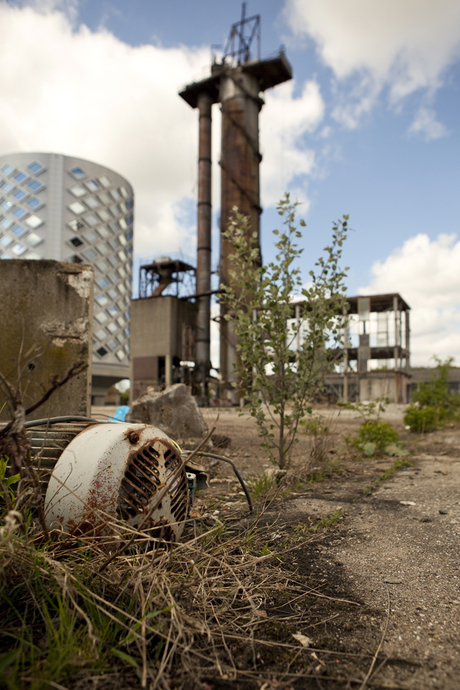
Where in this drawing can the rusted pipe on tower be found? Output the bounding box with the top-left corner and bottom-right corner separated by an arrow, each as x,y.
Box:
195,91 -> 213,405
219,69 -> 263,403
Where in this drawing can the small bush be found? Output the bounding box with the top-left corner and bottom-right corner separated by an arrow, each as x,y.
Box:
412,357 -> 455,412
247,473 -> 277,499
354,421 -> 399,452
300,414 -> 336,465
406,357 -> 460,432
404,405 -> 437,433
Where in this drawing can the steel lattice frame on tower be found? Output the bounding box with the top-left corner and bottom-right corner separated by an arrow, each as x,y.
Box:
179,6 -> 292,403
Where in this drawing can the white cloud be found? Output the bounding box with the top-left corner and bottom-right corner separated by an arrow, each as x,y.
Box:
260,79 -> 324,205
26,0 -> 79,23
0,2 -> 324,266
359,233 -> 460,365
408,106 -> 450,141
284,0 -> 460,131
0,1 -> 210,260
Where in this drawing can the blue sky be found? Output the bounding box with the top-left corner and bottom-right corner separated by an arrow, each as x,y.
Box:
1,0 -> 460,366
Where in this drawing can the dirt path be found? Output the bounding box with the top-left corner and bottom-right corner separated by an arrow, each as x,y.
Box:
318,447 -> 460,688
200,409 -> 460,689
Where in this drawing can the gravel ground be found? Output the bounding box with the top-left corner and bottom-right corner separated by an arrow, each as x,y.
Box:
199,408 -> 460,688
93,404 -> 460,688
330,447 -> 460,688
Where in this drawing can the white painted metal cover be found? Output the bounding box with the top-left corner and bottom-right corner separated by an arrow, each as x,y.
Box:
45,422 -> 189,542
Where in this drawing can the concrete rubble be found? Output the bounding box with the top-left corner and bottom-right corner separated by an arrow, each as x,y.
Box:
130,383 -> 207,443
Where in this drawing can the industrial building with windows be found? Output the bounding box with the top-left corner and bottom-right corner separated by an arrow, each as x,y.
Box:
0,153 -> 133,401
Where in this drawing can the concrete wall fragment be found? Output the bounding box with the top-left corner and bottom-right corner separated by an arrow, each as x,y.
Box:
0,259 -> 93,421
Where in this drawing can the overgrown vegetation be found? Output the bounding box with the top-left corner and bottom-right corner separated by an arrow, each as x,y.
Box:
0,347 -> 360,688
221,194 -> 349,468
404,405 -> 437,433
353,420 -> 400,456
300,413 -> 337,465
1,484 -> 360,689
404,357 -> 460,432
343,397 -> 402,457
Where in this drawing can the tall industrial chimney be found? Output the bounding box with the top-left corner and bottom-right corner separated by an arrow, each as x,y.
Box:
179,5 -> 292,403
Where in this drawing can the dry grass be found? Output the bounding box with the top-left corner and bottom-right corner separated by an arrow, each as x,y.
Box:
0,488 -> 339,690
0,404 -> 370,690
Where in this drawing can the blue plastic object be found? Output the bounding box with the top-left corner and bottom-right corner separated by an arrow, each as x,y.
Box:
108,405 -> 130,422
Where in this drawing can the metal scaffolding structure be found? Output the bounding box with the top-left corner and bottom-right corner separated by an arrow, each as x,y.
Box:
139,257 -> 195,300
330,293 -> 411,403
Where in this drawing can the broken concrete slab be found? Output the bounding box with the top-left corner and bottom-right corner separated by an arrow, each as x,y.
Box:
130,383 -> 207,442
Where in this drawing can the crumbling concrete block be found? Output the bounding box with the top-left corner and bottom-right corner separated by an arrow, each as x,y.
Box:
130,383 -> 207,442
0,260 -> 93,421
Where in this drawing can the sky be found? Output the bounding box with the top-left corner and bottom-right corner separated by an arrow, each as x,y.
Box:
0,0 -> 459,367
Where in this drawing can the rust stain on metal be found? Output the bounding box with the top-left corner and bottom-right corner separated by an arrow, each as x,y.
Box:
117,437 -> 188,543
71,457 -> 120,537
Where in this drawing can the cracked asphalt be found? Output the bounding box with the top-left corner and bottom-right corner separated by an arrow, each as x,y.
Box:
199,407 -> 460,687
287,435 -> 460,689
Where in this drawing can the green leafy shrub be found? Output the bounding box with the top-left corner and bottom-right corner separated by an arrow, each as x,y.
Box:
404,357 -> 460,432
411,357 -> 455,411
220,195 -> 349,468
404,405 -> 437,433
343,398 -> 401,457
354,421 -> 399,453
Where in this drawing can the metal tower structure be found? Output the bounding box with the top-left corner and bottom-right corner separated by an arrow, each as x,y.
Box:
179,4 -> 292,403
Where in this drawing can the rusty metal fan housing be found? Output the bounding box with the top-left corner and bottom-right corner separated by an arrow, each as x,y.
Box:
45,422 -> 189,542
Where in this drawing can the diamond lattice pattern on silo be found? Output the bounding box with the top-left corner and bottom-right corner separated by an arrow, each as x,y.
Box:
0,160 -> 46,259
0,154 -> 133,370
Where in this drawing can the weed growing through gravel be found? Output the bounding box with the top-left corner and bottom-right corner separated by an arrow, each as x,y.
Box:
315,509 -> 343,530
355,458 -> 414,500
247,465 -> 331,505
294,510 -> 343,536
246,472 -> 276,499
308,470 -> 325,483
378,458 -> 413,481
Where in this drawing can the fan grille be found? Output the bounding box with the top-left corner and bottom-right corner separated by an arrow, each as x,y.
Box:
117,439 -> 188,542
